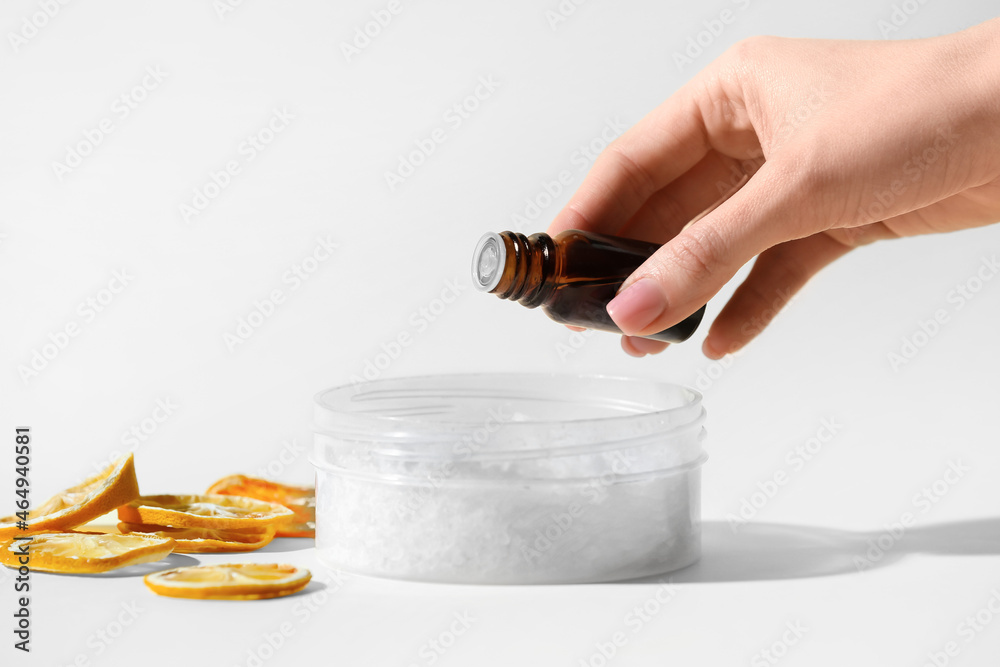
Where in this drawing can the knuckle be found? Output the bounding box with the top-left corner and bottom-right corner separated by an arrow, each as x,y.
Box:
767,141 -> 811,176
651,194 -> 689,233
832,221 -> 898,248
765,151 -> 835,210
766,252 -> 811,290
787,146 -> 834,192
603,142 -> 658,201
724,35 -> 776,70
664,225 -> 723,285
771,146 -> 856,229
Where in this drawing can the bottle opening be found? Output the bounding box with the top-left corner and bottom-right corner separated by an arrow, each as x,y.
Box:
471,232 -> 505,292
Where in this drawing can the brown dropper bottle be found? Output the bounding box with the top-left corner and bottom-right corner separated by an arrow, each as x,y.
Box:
471,229 -> 706,343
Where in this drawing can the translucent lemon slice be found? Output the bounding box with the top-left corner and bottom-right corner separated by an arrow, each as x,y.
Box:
117,522 -> 276,553
144,563 -> 311,600
206,475 -> 315,538
0,454 -> 140,540
118,494 -> 293,531
0,532 -> 174,574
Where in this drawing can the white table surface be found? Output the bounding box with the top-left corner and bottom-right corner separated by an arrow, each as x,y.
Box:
3,0 -> 1000,665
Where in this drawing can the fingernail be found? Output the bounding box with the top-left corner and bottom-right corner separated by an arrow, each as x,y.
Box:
607,279 -> 667,336
621,337 -> 646,358
702,337 -> 722,359
629,337 -> 670,356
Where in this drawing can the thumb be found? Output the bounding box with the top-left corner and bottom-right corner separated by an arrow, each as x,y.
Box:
607,160 -> 810,336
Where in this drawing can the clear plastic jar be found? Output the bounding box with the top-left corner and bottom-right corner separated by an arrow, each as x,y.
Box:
312,374 -> 706,584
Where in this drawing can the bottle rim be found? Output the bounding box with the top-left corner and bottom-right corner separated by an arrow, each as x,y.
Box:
471,231 -> 505,292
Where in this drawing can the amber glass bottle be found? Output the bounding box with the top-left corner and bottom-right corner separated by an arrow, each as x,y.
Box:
471,229 -> 705,343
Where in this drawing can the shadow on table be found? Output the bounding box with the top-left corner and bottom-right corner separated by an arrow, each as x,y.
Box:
41,552 -> 202,579
256,537 -> 316,554
618,518 -> 1000,584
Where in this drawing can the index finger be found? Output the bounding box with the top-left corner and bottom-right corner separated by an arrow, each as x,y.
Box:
547,93 -> 710,237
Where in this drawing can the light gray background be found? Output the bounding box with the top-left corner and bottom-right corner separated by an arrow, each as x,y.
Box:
3,0 -> 1000,665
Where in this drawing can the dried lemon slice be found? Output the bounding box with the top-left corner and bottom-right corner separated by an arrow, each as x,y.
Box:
0,454 -> 140,540
117,522 -> 276,553
144,563 -> 311,600
118,494 -> 293,531
206,475 -> 316,538
0,532 -> 174,574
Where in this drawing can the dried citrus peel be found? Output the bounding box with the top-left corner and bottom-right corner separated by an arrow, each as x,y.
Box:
144,563 -> 311,600
117,522 -> 276,553
0,532 -> 174,574
0,454 -> 140,540
206,475 -> 315,538
118,494 -> 293,531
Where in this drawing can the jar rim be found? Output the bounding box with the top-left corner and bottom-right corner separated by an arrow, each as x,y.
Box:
315,372 -> 702,427
314,373 -> 705,463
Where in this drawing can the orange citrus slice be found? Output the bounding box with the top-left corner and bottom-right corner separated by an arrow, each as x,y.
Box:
0,532 -> 174,574
206,475 -> 315,538
117,522 -> 276,553
118,494 -> 293,531
0,454 -> 140,540
144,563 -> 311,600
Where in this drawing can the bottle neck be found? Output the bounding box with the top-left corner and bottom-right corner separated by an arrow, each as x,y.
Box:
472,231 -> 557,308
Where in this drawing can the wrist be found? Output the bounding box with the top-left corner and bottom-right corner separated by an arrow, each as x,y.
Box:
941,19 -> 1000,180
958,21 -> 1000,115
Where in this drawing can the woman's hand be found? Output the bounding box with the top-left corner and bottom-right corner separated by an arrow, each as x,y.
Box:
546,18 -> 1000,358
